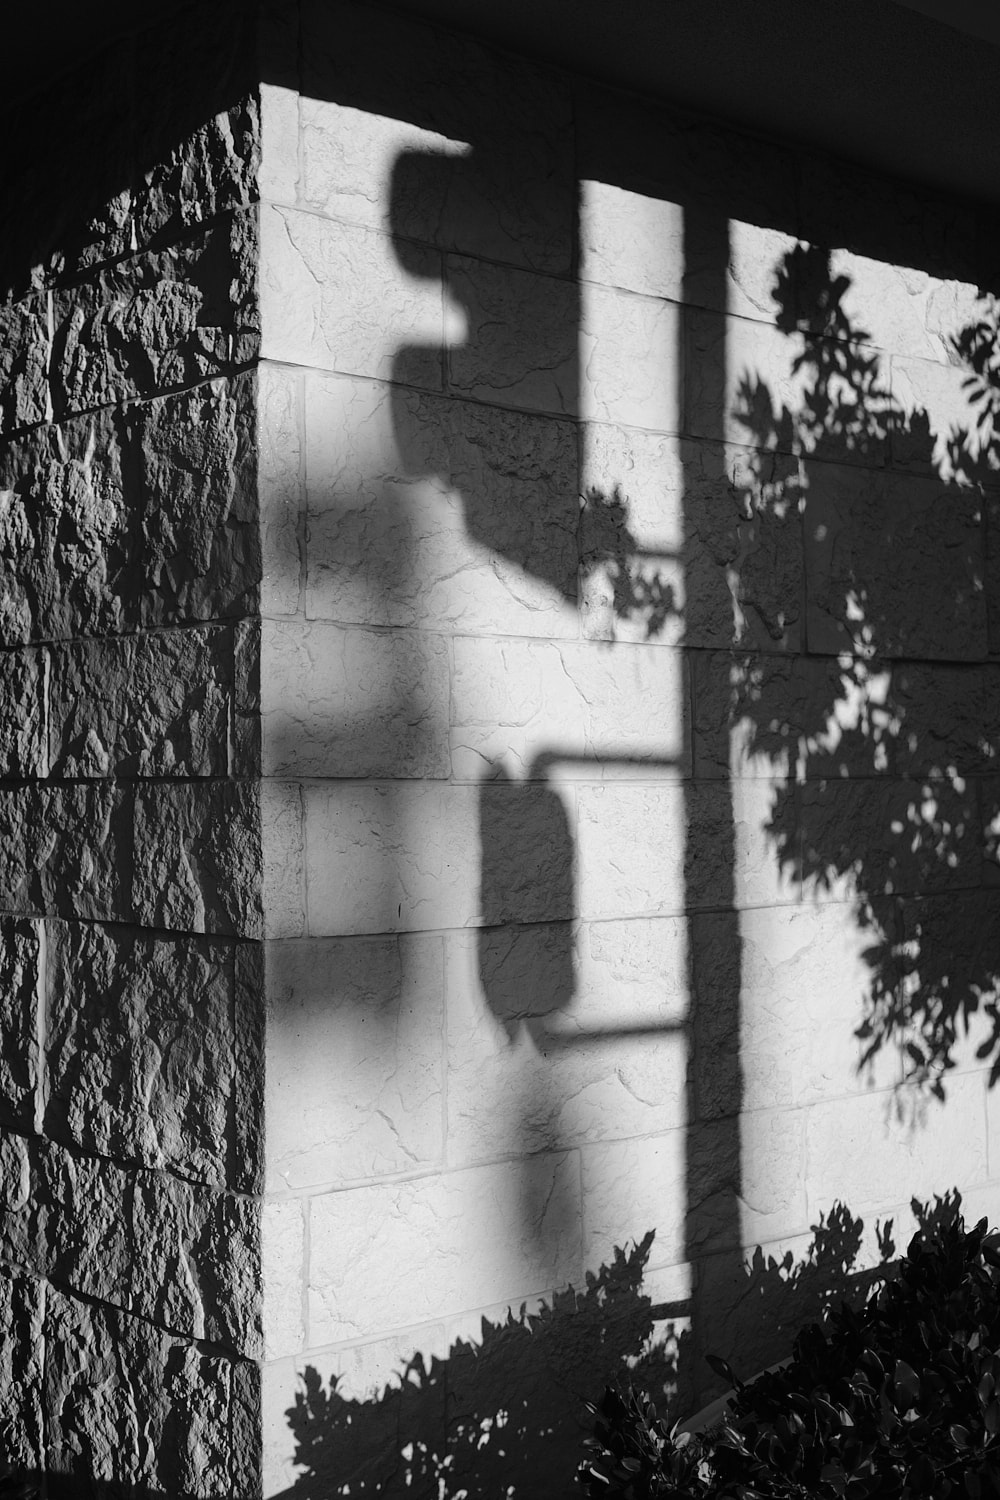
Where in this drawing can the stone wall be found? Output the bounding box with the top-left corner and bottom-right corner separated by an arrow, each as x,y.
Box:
0,5 -> 265,1494
256,4 -> 1000,1497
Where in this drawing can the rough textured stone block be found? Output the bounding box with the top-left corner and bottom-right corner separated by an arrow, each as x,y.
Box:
234,941 -> 266,1197
0,919 -> 41,1131
446,256 -> 577,416
261,1199 -> 305,1360
0,1274 -> 43,1475
300,0 -> 573,272
45,1291 -> 238,1498
0,1132 -> 34,1269
260,206 -> 443,388
261,781 -> 306,940
33,785 -> 130,922
450,637 -> 687,781
804,463 -> 986,661
262,620 -> 449,778
0,408 -> 129,645
0,297 -> 47,436
577,783 -> 685,920
804,1072 -> 988,1219
133,783 -> 262,937
48,628 -> 232,778
580,280 -> 680,432
44,922 -> 238,1186
265,933 -> 444,1189
820,250 -> 981,364
446,925 -> 686,1167
37,1144 -> 130,1305
134,374 -> 260,626
0,648 -> 47,777
232,618 -> 262,779
580,181 -> 685,301
308,1153 -> 582,1342
259,83 -> 298,206
258,361 -> 301,618
131,1171 -> 261,1357
799,777 -> 981,902
52,211 -> 258,417
304,373 -> 578,637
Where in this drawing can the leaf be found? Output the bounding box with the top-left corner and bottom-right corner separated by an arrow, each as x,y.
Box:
894,1359 -> 921,1403
706,1354 -> 737,1387
950,1423 -> 971,1447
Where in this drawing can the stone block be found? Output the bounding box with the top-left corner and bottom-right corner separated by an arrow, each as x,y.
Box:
262,1199 -> 305,1359
450,637 -> 687,781
891,662 -> 998,778
446,256 -> 577,416
799,777 -> 981,903
258,361 -> 302,619
739,1106 -> 811,1245
804,463 -> 987,661
0,648 -> 46,777
0,297 -> 47,436
301,782 -> 477,935
133,374 -> 260,627
0,919 -> 41,1131
804,1071 -> 988,1220
578,425 -> 686,647
692,651 -> 897,782
52,210 -> 258,417
261,781 -> 306,940
303,372 -> 578,637
577,782 -> 685,922
259,205 -> 444,389
307,1153 -> 582,1343
232,618 -> 262,779
44,921 -> 237,1186
579,180 -> 685,302
736,902 -> 901,1113
0,408 -> 129,646
131,1171 -> 261,1357
899,891 -> 1000,1077
264,934 -> 444,1190
48,628 -> 232,778
989,496 -> 1000,655
0,1274 -> 43,1475
34,785 -> 130,922
262,620 -> 450,778
445,922 -> 687,1167
37,1143 -> 130,1306
44,1290 -> 238,1497
133,782 -> 262,937
890,353 -> 994,478
234,942 -> 266,1197
579,280 -> 681,433
299,0 -> 573,272
815,250 -> 981,364
581,1133 -> 687,1272
259,84 -> 299,206
0,1132 -> 35,1269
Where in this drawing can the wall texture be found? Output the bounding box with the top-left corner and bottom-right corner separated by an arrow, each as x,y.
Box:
0,5 -> 265,1495
4,0 -> 1000,1497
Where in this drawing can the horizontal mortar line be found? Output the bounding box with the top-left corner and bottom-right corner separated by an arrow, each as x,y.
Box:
34,1271 -> 258,1363
2,1125 -> 262,1200
0,616 -> 261,652
264,198 -> 579,285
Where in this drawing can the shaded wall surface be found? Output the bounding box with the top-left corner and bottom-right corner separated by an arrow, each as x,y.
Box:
5,0 -> 1000,1497
0,3 -> 266,1494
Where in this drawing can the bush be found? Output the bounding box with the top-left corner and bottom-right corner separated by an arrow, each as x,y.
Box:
580,1210 -> 1000,1498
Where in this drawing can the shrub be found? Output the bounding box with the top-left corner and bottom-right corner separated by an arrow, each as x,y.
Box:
580,1210 -> 1000,1498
